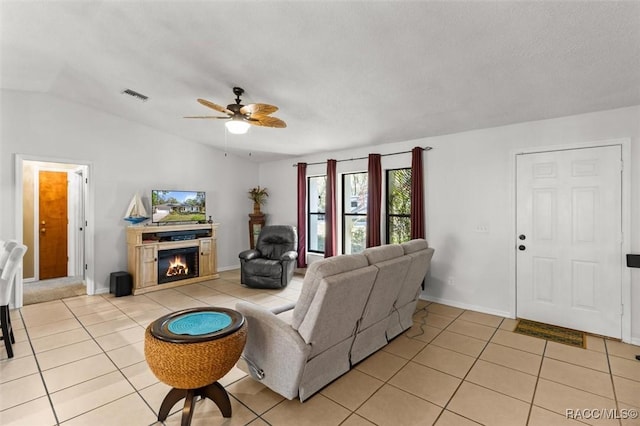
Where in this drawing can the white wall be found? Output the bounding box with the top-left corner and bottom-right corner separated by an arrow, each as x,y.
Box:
2,89 -> 639,342
1,90 -> 260,293
259,105 -> 640,343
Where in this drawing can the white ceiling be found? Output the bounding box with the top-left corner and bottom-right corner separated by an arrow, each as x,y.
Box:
2,1 -> 639,162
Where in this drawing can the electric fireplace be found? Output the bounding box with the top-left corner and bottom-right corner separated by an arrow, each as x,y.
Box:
158,246 -> 199,284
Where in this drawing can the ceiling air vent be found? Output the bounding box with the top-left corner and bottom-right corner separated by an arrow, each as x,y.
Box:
121,88 -> 148,102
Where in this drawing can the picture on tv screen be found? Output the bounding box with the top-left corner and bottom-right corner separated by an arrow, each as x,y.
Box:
152,190 -> 206,223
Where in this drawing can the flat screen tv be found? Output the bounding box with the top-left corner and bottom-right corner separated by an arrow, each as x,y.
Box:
151,190 -> 206,223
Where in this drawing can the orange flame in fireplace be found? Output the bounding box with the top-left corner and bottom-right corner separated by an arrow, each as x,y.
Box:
166,256 -> 189,277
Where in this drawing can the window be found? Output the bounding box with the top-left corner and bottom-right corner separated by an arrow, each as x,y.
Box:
342,172 -> 368,254
308,176 -> 326,253
386,168 -> 411,244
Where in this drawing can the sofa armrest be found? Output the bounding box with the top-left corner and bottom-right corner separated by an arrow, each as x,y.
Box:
239,249 -> 261,260
280,250 -> 298,262
235,301 -> 310,399
270,302 -> 296,315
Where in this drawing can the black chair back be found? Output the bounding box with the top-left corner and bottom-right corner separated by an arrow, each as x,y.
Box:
256,226 -> 297,260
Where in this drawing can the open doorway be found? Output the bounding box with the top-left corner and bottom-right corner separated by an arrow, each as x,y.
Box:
14,155 -> 94,307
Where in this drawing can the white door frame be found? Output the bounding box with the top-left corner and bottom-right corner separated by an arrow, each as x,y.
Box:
509,138 -> 631,343
13,154 -> 95,308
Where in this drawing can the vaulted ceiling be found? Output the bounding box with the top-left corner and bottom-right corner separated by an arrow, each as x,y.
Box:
2,1 -> 639,161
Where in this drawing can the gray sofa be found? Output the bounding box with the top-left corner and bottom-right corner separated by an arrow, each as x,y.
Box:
236,239 -> 434,401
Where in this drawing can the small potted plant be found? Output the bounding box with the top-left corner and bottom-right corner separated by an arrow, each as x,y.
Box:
248,186 -> 269,214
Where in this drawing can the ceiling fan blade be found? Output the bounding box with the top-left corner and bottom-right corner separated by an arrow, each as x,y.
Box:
247,115 -> 287,128
184,115 -> 230,119
240,103 -> 279,116
197,98 -> 233,115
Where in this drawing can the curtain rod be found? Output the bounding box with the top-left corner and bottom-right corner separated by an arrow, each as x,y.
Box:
292,146 -> 432,167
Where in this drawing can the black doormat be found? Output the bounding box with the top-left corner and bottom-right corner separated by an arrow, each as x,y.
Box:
515,319 -> 586,348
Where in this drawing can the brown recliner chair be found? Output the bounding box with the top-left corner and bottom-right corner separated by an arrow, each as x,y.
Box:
239,225 -> 298,289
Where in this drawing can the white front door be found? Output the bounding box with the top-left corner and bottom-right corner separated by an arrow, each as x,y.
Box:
516,145 -> 622,338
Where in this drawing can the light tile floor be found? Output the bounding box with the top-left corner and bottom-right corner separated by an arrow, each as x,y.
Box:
1,269 -> 639,426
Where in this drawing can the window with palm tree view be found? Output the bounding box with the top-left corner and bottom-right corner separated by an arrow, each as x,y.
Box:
343,172 -> 368,254
386,168 -> 412,244
308,176 -> 326,253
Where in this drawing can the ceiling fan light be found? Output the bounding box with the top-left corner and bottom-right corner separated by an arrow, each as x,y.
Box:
225,119 -> 250,134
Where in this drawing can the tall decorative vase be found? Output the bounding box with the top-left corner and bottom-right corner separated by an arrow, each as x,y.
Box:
253,202 -> 262,215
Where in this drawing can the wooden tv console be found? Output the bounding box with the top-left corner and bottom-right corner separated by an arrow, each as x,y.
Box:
126,223 -> 219,295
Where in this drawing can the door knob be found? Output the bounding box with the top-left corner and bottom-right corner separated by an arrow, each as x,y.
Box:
41,228 -> 46,233
41,220 -> 46,225
519,234 -> 526,240
518,245 -> 526,251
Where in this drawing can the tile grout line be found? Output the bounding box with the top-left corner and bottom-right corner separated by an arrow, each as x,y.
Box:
99,292 -> 253,424
603,340 -> 624,426
16,278 -> 639,425
8,275 -> 254,424
330,303 -> 461,423
431,314 -> 511,425
55,295 -> 162,424
217,283 -> 298,426
341,303 -> 440,415
360,303 -> 463,424
524,339 -> 547,426
105,286 -> 269,424
260,302 -> 438,424
16,308 -> 62,426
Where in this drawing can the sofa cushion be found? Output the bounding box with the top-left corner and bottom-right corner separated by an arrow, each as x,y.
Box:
359,255 -> 410,330
401,238 -> 428,254
297,265 -> 378,357
292,254 -> 368,329
363,244 -> 404,264
395,246 -> 434,307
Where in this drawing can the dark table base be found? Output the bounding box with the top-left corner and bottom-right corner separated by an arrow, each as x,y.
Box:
158,381 -> 231,426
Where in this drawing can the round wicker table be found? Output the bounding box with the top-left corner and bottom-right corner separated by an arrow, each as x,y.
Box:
144,307 -> 247,426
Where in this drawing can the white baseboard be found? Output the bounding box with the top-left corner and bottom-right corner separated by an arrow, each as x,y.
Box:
421,295 -> 640,346
218,264 -> 240,272
419,294 -> 512,319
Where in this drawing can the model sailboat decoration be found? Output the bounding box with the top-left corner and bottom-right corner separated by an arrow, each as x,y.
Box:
123,193 -> 149,224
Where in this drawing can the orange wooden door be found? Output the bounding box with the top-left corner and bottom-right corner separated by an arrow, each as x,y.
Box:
39,171 -> 68,279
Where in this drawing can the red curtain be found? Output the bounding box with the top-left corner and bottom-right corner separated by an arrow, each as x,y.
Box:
325,159 -> 337,257
366,153 -> 381,247
296,162 -> 307,267
411,147 -> 425,239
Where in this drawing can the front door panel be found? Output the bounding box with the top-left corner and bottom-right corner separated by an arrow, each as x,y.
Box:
516,146 -> 622,338
39,170 -> 68,280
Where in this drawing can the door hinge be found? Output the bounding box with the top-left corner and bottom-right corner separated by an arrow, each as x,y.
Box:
85,178 -> 88,184
85,264 -> 88,270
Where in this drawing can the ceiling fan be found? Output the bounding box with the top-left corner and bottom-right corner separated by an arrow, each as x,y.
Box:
185,87 -> 286,134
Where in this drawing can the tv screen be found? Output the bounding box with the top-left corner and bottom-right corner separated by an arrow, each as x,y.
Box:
151,190 -> 206,223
